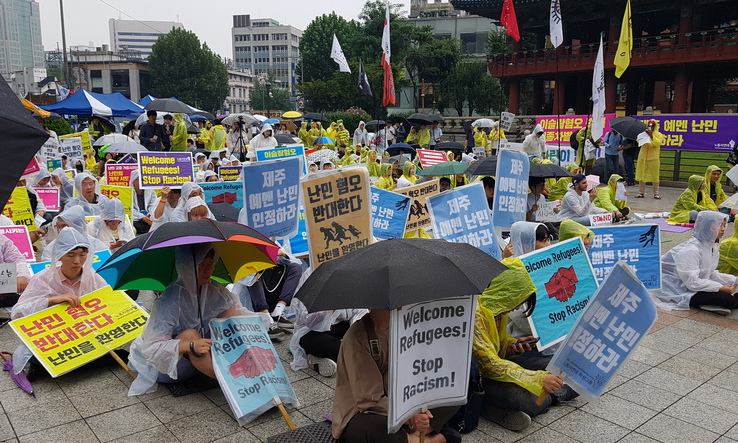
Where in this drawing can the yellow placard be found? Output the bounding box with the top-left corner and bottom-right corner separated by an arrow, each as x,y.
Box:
100,185 -> 133,219
9,286 -> 149,377
2,186 -> 36,232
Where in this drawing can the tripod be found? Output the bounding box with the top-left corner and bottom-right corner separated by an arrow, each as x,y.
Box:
234,119 -> 248,162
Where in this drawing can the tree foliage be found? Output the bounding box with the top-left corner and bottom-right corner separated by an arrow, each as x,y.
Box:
439,60 -> 504,116
249,75 -> 291,112
148,28 -> 228,113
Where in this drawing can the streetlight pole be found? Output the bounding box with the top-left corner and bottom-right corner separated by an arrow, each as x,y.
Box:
59,0 -> 69,84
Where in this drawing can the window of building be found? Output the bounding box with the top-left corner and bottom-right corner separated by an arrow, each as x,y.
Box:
272,33 -> 287,40
111,69 -> 130,97
272,45 -> 287,51
254,33 -> 269,41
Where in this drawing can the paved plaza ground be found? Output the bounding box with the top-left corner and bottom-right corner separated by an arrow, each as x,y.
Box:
1,185 -> 738,443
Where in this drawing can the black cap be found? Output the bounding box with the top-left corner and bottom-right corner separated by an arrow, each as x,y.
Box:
572,173 -> 586,184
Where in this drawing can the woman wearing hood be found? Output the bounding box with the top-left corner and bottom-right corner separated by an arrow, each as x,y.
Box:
705,165 -> 733,217
170,114 -> 189,151
298,121 -> 311,146
396,161 -> 418,189
86,198 -> 135,252
364,150 -> 381,177
668,175 -> 717,224
336,122 -> 350,149
657,211 -> 737,314
171,182 -> 214,222
522,124 -> 545,158
502,221 -> 550,259
593,174 -> 630,220
487,121 -> 507,153
150,186 -> 183,232
64,172 -> 108,216
51,169 -> 74,207
635,119 -> 665,199
247,123 -> 278,160
127,244 -> 248,395
206,120 -> 227,151
41,205 -> 109,261
353,121 -> 369,147
307,122 -> 322,144
130,170 -> 158,234
184,196 -> 211,221
375,164 -> 396,191
558,219 -> 594,248
326,122 -> 338,141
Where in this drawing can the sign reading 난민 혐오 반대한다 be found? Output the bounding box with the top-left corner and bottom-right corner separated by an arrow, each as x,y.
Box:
137,152 -> 194,189
396,179 -> 440,233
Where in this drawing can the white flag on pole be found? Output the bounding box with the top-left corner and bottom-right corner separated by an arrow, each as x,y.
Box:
331,34 -> 351,73
591,35 -> 606,142
550,0 -> 563,48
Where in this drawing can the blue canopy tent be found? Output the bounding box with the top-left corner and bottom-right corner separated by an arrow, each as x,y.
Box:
138,95 -> 156,107
42,89 -> 142,117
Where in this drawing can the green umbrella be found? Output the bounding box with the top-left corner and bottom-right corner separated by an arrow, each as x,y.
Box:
416,161 -> 468,177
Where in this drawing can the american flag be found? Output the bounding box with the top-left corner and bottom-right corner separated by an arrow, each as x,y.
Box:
417,149 -> 448,168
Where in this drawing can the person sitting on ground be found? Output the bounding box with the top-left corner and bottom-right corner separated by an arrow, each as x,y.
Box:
365,150 -> 381,177
593,174 -> 630,221
51,169 -> 74,208
86,198 -> 135,252
718,221 -> 738,275
172,182 -> 214,222
150,186 -> 183,231
668,175 -> 718,224
130,170 -> 157,234
526,177 -> 559,223
41,205 -> 108,261
203,170 -> 219,182
63,172 -> 108,215
558,174 -> 608,226
482,176 -> 495,210
439,176 -> 452,192
0,232 -> 31,309
322,159 -> 335,171
184,197 -> 211,221
474,258 -> 577,432
396,161 -> 418,189
705,165 -> 735,219
503,221 -> 551,259
127,244 -> 248,395
657,211 -> 738,315
547,164 -> 579,201
332,308 -> 461,443
558,219 -> 594,248
375,164 -> 396,191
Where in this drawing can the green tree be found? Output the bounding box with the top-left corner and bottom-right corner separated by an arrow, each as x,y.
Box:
405,34 -> 460,111
249,76 -> 291,112
148,28 -> 228,113
473,75 -> 504,115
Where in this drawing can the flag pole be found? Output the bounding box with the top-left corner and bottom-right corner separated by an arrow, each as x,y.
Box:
555,47 -> 561,165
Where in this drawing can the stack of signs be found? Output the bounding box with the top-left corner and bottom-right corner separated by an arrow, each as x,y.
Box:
3,187 -> 36,232
100,185 -> 133,219
33,188 -> 61,212
548,262 -> 656,400
388,296 -> 476,432
492,149 -> 530,229
59,137 -> 83,165
416,149 -> 448,168
589,225 -> 661,289
519,238 -> 598,351
255,145 -> 307,175
105,163 -> 138,187
219,166 -> 242,182
243,157 -> 300,238
137,152 -> 194,189
30,250 -> 112,275
9,286 -> 149,377
0,226 -> 34,261
210,314 -> 299,425
202,181 -> 246,211
370,187 -> 411,240
396,179 -> 440,233
302,167 -> 371,268
427,183 -> 501,259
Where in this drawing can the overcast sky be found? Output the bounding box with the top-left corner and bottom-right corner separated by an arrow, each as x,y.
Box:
39,0 -> 413,59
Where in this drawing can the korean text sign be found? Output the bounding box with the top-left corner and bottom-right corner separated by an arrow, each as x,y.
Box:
635,114 -> 738,152
589,225 -> 661,289
492,149 -> 530,229
219,166 -> 242,182
388,296 -> 476,433
427,183 -> 501,259
0,263 -> 15,294
0,225 -> 34,261
105,163 -> 138,187
210,314 -> 299,425
370,187 -> 411,240
396,179 -> 440,232
536,114 -> 615,144
548,262 -> 656,399
3,186 -> 36,232
243,158 -> 300,238
520,238 -> 598,351
10,286 -> 149,377
255,145 -> 307,174
99,185 -> 133,219
33,187 -> 61,212
137,152 -> 194,189
279,209 -> 308,256
30,249 -> 112,275
23,157 -> 41,177
41,137 -> 60,160
201,181 -> 246,210
302,167 -> 372,269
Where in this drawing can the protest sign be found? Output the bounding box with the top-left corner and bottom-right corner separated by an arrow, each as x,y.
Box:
9,286 -> 149,377
634,114 -> 738,152
0,264 -> 15,294
588,212 -> 613,226
302,167 -> 371,268
41,137 -> 61,160
210,314 -> 299,425
535,200 -> 561,222
255,145 -> 307,175
64,169 -> 75,180
0,225 -> 34,261
3,186 -> 36,232
23,157 -> 41,178
472,147 -> 486,158
500,112 -> 515,131
46,159 -> 62,171
416,149 -> 448,168
388,296 -> 476,433
548,262 -> 656,400
590,225 -> 661,289
105,163 -> 138,187
279,209 -> 308,256
59,137 -> 83,164
219,166 -> 242,182
243,158 -> 300,238
396,179 -> 440,232
201,181 -> 246,211
137,152 -> 194,189
118,154 -> 136,164
100,185 -> 133,219
29,249 -> 112,275
520,238 -> 598,351
492,149 -> 530,229
427,183 -> 501,259
536,114 -> 615,145
370,187 -> 410,240
59,130 -> 92,153
33,187 -> 61,212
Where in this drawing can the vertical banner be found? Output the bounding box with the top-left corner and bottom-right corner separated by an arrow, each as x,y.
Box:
388,296 -> 476,433
492,149 -> 530,229
99,185 -> 133,219
137,152 -> 194,189
548,262 -> 657,400
396,179 -> 440,232
416,149 -> 448,168
3,187 -> 36,232
105,163 -> 138,187
0,225 -> 34,261
33,188 -> 61,212
219,166 -> 243,182
210,314 -> 299,425
255,145 -> 307,175
201,181 -> 246,210
370,187 -> 411,240
519,238 -> 598,350
589,225 -> 661,289
427,183 -> 501,259
243,157 -> 300,238
302,167 -> 372,269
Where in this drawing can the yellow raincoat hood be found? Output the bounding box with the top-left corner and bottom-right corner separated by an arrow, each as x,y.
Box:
705,165 -> 727,206
478,258 -> 536,317
668,175 -> 718,223
559,220 -> 594,243
718,221 -> 738,274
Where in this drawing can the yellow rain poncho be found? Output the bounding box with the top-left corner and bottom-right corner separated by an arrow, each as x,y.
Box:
416,127 -> 431,149
401,161 -> 417,185
594,174 -> 627,212
327,122 -> 338,141
406,128 -> 419,145
307,122 -> 322,144
207,124 -> 227,151
170,114 -> 188,151
338,150 -> 355,166
668,175 -> 718,224
575,121 -> 594,168
559,219 -> 594,243
365,150 -> 381,177
375,164 -> 395,190
635,123 -> 665,183
547,164 -> 579,201
718,222 -> 738,275
197,123 -> 212,146
298,122 -> 311,147
473,127 -> 487,148
474,258 -> 546,395
336,123 -> 350,148
705,165 -> 728,207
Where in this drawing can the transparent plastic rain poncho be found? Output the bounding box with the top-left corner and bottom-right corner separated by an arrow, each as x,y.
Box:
718,221 -> 738,275
41,205 -> 109,261
86,198 -> 135,246
129,170 -> 158,222
51,168 -> 74,203
150,189 -> 185,232
510,221 -> 544,256
473,258 -> 547,395
12,227 -> 107,373
64,172 -> 108,215
32,169 -> 52,187
656,211 -> 737,309
172,182 -> 214,222
127,244 -> 246,395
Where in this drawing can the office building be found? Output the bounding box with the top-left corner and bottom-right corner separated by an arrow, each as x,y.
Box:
0,0 -> 44,80
109,19 -> 182,59
409,0 -> 496,57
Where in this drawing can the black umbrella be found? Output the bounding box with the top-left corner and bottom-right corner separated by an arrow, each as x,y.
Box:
296,238 -> 507,311
466,156 -> 498,176
428,114 -> 444,123
209,203 -> 241,222
386,115 -> 406,124
529,163 -> 571,178
276,134 -> 298,145
303,112 -> 327,123
407,113 -> 433,126
366,120 -> 386,128
610,117 -> 647,140
385,143 -> 416,159
144,98 -> 194,114
0,82 -> 49,213
187,123 -> 200,134
435,141 -> 464,155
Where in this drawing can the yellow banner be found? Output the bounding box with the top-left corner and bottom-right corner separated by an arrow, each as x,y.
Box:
100,185 -> 133,219
9,286 -> 149,377
2,186 -> 36,232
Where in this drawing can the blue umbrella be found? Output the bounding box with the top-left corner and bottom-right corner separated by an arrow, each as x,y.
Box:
190,114 -> 209,122
313,136 -> 335,146
264,118 -> 280,125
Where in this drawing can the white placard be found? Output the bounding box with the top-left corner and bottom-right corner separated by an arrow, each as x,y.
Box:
535,200 -> 562,222
589,212 -> 613,226
500,112 -> 515,131
0,263 -> 16,294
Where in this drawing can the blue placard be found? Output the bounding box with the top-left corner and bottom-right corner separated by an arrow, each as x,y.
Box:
548,262 -> 657,399
427,183 -> 501,259
589,224 -> 661,289
46,159 -> 62,171
279,208 -> 308,256
255,145 -> 306,175
209,315 -> 299,425
200,181 -> 245,210
370,187 -> 410,240
29,249 -> 112,275
492,149 -> 530,229
243,157 -> 300,238
519,238 -> 599,351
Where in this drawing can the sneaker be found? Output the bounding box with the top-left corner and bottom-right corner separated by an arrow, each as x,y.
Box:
308,355 -> 337,377
267,324 -> 289,342
699,305 -> 732,316
270,303 -> 286,318
483,408 -> 532,431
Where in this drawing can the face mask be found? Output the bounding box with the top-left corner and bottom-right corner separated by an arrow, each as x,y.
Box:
615,182 -> 627,201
